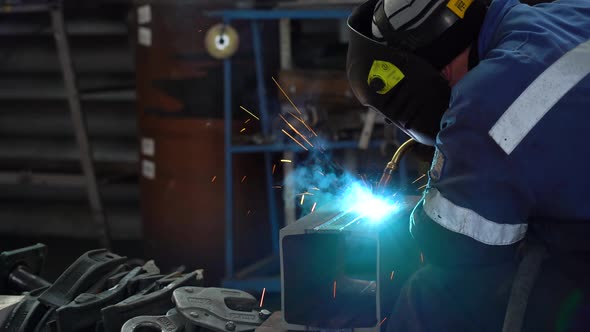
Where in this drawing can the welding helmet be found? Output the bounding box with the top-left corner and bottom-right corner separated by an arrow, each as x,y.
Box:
346,0 -> 487,145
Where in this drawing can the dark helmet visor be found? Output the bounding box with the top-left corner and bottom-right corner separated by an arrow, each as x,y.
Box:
346,0 -> 451,145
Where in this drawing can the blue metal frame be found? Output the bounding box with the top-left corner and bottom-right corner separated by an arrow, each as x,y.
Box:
209,9 -> 351,20
230,140 -> 382,154
251,20 -> 280,255
216,9 -> 388,289
223,17 -> 234,279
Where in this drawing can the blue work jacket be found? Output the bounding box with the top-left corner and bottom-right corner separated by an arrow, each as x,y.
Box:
412,0 -> 590,266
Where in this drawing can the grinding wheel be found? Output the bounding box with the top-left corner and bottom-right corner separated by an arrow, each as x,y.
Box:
205,23 -> 239,60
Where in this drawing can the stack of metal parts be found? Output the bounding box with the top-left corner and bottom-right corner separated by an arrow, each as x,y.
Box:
0,244 -> 271,332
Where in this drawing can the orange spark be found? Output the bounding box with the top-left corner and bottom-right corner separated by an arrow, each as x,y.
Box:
211,176 -> 217,183
244,118 -> 251,124
378,317 -> 387,327
311,187 -> 320,191
300,194 -> 305,205
272,164 -> 276,174
390,271 -> 395,280
333,281 -> 337,299
272,185 -> 282,189
412,174 -> 427,184
272,77 -> 302,115
279,114 -> 314,147
239,105 -> 260,120
281,129 -> 308,151
417,184 -> 428,191
311,202 -> 317,213
240,128 -> 246,133
287,112 -> 318,137
259,287 -> 266,307
281,159 -> 292,163
241,176 -> 247,183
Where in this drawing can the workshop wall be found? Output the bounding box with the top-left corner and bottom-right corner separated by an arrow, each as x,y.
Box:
0,1 -> 139,240
135,1 -> 280,286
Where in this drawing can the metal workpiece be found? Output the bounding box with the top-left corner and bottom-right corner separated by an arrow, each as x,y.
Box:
0,296 -> 24,328
55,267 -> 143,332
120,309 -> 189,332
140,260 -> 161,276
101,270 -> 204,332
126,273 -> 167,296
106,258 -> 159,290
0,287 -> 49,332
6,266 -> 51,294
38,249 -> 126,308
85,264 -> 128,294
173,287 -> 270,332
105,269 -> 135,290
0,244 -> 48,294
32,306 -> 56,332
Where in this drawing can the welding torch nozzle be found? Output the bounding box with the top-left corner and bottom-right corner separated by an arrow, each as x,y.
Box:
376,139 -> 417,194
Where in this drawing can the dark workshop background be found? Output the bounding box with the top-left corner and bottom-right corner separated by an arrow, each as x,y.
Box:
0,0 -> 422,293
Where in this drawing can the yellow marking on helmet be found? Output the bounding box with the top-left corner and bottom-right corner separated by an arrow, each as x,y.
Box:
367,60 -> 405,95
447,0 -> 474,19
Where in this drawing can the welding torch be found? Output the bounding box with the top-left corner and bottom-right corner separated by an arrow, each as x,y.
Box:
376,138 -> 418,194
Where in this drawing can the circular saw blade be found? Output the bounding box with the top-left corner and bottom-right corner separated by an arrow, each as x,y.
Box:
205,23 -> 240,60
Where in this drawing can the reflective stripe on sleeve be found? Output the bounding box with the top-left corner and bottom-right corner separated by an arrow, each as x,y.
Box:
489,39 -> 590,155
423,188 -> 528,245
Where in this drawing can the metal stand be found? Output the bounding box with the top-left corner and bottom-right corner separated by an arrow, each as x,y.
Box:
210,8 -> 382,291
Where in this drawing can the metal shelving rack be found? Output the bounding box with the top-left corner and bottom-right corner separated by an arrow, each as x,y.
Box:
210,8 -> 383,292
0,1 -> 113,249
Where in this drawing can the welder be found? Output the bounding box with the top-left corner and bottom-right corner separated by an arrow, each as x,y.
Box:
347,0 -> 590,331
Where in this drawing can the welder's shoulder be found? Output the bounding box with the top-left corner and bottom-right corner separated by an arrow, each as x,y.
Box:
447,0 -> 590,130
443,49 -> 535,135
487,0 -> 590,60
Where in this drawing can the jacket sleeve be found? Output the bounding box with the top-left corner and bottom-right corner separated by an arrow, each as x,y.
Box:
409,79 -> 533,267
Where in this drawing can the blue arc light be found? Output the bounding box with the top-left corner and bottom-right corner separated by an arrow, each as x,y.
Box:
339,183 -> 400,224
